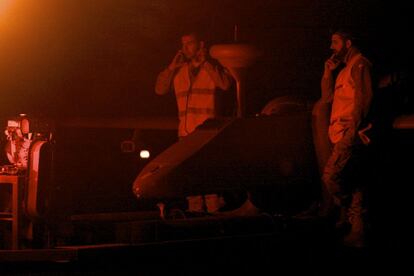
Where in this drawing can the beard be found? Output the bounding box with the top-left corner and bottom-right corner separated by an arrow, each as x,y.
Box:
183,48 -> 198,60
183,52 -> 194,59
334,45 -> 348,62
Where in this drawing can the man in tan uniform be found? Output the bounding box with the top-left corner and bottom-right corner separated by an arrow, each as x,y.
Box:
320,29 -> 373,247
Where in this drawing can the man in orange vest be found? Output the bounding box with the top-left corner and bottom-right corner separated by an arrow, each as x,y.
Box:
155,31 -> 234,214
320,29 -> 373,247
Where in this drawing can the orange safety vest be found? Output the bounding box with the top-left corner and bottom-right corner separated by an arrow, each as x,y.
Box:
329,54 -> 366,143
174,63 -> 217,137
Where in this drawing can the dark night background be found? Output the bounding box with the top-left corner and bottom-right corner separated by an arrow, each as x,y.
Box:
0,2 -> 412,268
0,0 -> 410,120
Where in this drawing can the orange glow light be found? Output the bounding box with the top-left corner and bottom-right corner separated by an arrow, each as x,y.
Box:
0,0 -> 12,15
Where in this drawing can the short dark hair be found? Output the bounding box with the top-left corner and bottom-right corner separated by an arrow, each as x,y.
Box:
330,27 -> 361,48
333,28 -> 356,42
181,31 -> 200,40
179,23 -> 207,41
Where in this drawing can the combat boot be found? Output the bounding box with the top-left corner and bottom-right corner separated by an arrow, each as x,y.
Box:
186,195 -> 205,213
204,194 -> 225,213
343,191 -> 366,248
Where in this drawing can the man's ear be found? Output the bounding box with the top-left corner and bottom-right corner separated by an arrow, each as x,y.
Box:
346,39 -> 352,49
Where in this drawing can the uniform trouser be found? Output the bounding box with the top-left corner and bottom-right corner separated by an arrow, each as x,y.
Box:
322,128 -> 368,209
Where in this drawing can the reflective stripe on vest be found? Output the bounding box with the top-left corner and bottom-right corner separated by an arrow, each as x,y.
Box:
173,64 -> 217,137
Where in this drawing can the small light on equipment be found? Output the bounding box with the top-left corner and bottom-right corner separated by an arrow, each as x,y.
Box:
139,150 -> 150,159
